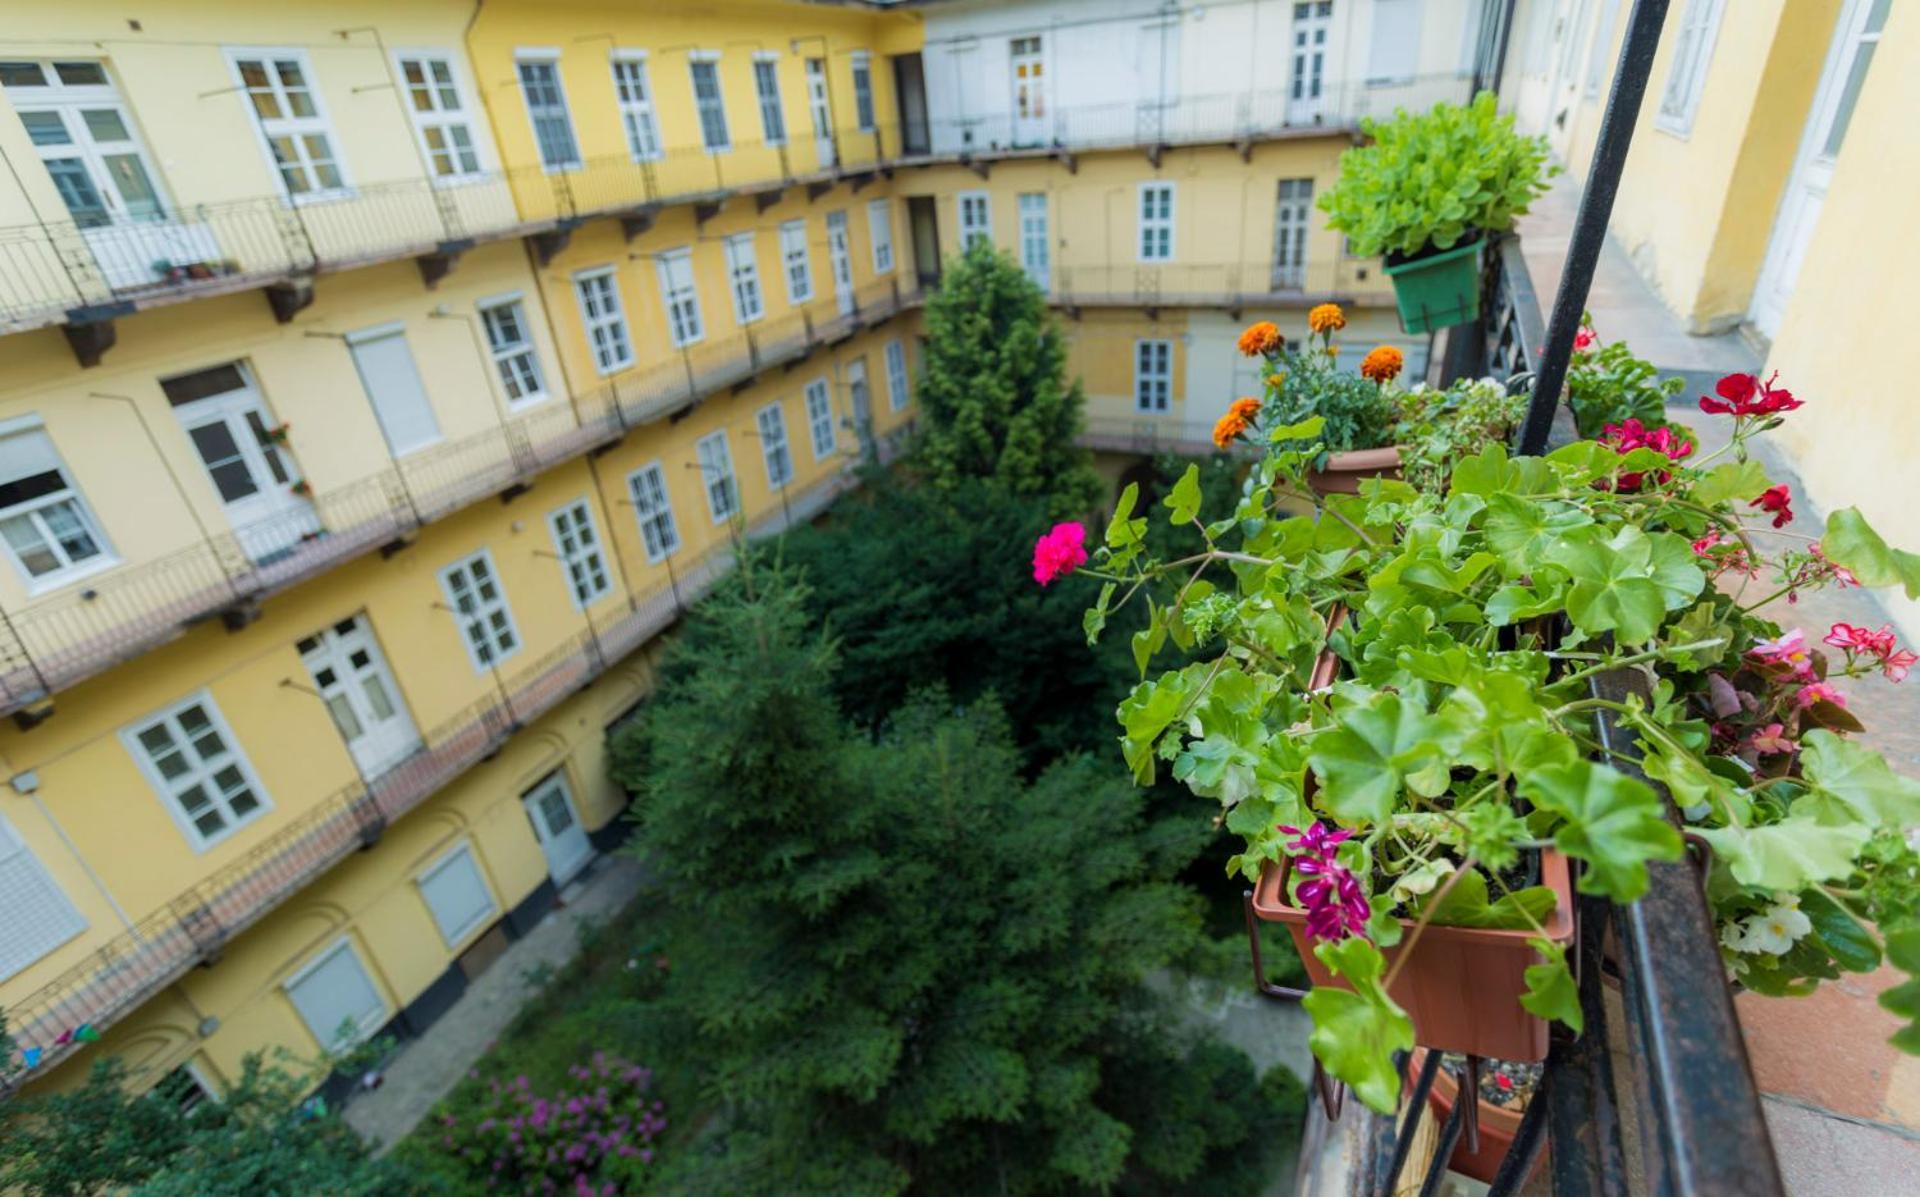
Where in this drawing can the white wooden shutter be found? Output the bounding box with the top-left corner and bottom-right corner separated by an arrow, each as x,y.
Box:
0,812 -> 86,982
286,939 -> 386,1049
417,843 -> 496,947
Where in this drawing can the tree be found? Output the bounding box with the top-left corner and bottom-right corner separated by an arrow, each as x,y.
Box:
913,243 -> 1103,517
607,563 -> 1280,1194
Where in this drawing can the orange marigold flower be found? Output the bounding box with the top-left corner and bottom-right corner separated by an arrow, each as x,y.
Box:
1360,345 -> 1404,383
1237,321 -> 1282,357
1227,396 -> 1262,422
1212,397 -> 1263,449
1308,303 -> 1346,334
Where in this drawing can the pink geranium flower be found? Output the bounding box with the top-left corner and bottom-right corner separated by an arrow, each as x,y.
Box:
1749,628 -> 1815,678
1031,521 -> 1088,586
1795,681 -> 1848,709
1885,649 -> 1918,684
1749,723 -> 1797,756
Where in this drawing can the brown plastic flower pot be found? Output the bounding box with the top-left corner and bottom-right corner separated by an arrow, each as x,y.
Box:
1306,446 -> 1403,496
1250,850 -> 1575,1062
1412,1048 -> 1548,1184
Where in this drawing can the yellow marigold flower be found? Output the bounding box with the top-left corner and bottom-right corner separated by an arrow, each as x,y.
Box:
1360,345 -> 1404,383
1308,303 -> 1346,335
1237,321 -> 1282,357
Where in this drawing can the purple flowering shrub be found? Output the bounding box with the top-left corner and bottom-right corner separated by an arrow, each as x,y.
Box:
433,1052 -> 666,1194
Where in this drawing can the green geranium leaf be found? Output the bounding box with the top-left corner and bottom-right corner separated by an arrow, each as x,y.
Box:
1106,482 -> 1145,549
1307,691 -> 1460,824
1165,463 -> 1203,526
1878,925 -> 1920,1054
1691,460 -> 1772,508
1802,887 -> 1882,974
1799,730 -> 1920,830
1266,415 -> 1327,444
1693,817 -> 1869,891
1131,600 -> 1168,677
1303,937 -> 1414,1115
1519,938 -> 1583,1033
1546,525 -> 1704,644
1083,581 -> 1116,646
1409,866 -> 1558,930
1824,507 -> 1920,600
1520,759 -> 1681,901
1483,494 -> 1592,575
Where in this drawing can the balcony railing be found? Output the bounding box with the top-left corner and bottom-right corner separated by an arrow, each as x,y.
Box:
1050,260 -> 1382,311
0,425 -> 907,1090
0,275 -> 920,718
0,72 -> 1478,334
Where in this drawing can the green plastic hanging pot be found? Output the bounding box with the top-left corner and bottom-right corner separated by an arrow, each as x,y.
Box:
1384,237 -> 1484,334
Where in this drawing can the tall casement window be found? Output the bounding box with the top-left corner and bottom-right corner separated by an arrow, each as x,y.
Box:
1272,178 -> 1314,290
610,54 -> 662,161
804,378 -> 836,459
695,431 -> 739,523
515,55 -> 580,170
851,52 -> 877,132
1138,182 -> 1174,261
625,462 -> 680,563
753,55 -> 786,145
477,295 -> 547,406
0,812 -> 87,983
689,54 -> 731,152
1,60 -> 170,229
656,247 -> 705,347
123,694 -> 271,849
957,191 -> 991,250
572,267 -> 633,374
757,402 -> 793,488
779,219 -> 814,303
884,340 -> 910,412
1134,339 -> 1172,412
723,233 -> 765,325
229,51 -> 345,198
1018,192 -> 1050,290
1656,0 -> 1727,135
868,199 -> 895,274
439,550 -> 521,671
396,54 -> 481,179
547,498 -> 611,608
0,425 -> 111,587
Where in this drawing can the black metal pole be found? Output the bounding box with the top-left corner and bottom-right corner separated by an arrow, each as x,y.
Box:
1518,0 -> 1671,456
1489,0 -> 1520,98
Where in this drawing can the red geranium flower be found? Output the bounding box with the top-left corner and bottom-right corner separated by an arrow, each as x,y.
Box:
1749,484 -> 1794,528
1699,371 -> 1803,417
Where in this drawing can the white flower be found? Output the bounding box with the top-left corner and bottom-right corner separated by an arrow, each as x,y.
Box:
1720,921 -> 1750,952
1389,857 -> 1455,905
1737,901 -> 1812,956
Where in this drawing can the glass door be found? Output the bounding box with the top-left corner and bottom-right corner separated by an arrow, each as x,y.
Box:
1288,2 -> 1333,125
846,358 -> 874,457
805,58 -> 836,169
522,773 -> 593,885
161,363 -> 319,565
826,210 -> 855,316
299,614 -> 420,780
1010,37 -> 1047,146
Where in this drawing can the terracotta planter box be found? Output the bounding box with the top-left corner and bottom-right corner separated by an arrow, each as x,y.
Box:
1306,447 -> 1403,496
1413,1048 -> 1547,1185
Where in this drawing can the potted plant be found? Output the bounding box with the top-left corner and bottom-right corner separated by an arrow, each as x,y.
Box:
1318,91 -> 1555,334
1564,316 -> 1684,439
1413,1050 -> 1546,1184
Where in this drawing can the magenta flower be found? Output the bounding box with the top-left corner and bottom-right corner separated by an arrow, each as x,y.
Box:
1749,628 -> 1816,679
1031,521 -> 1089,586
1278,823 -> 1371,942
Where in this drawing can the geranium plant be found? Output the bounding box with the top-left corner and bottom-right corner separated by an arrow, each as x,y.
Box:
1063,368 -> 1920,1113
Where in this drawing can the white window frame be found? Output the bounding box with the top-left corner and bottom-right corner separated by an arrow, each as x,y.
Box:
1134,338 -> 1172,413
5,60 -> 175,230
1586,0 -> 1624,98
695,430 -> 739,524
0,420 -> 116,592
572,267 -> 634,375
514,50 -> 582,172
0,811 -> 87,984
392,50 -> 486,182
283,935 -> 387,1051
867,198 -> 895,274
609,51 -> 662,162
438,549 -> 522,672
804,378 -> 836,460
688,52 -> 731,152
884,340 -> 910,412
1138,182 -> 1175,262
656,247 -> 705,347
1273,177 -> 1314,290
1655,0 -> 1727,137
121,691 -> 273,852
547,497 -> 612,609
779,219 -> 814,304
224,48 -> 349,202
850,51 -> 876,132
957,190 -> 991,250
752,53 -> 787,146
1017,191 -> 1050,290
757,402 -> 793,488
625,462 -> 680,564
415,840 -> 498,949
723,232 -> 765,326
476,292 -> 548,408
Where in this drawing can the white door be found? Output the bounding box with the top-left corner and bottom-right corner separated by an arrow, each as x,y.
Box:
847,358 -> 874,454
826,210 -> 855,316
1134,20 -> 1181,142
805,58 -> 835,168
1018,192 -> 1050,291
1288,1 -> 1333,124
1010,37 -> 1047,146
299,614 -> 420,779
161,364 -> 318,564
1546,0 -> 1592,161
347,325 -> 442,457
1751,0 -> 1886,338
523,772 -> 593,885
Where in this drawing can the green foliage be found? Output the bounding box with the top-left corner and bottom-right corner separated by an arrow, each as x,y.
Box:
1318,91 -> 1555,259
1261,340 -> 1402,456
1565,323 -> 1684,438
912,243 -> 1103,518
1395,378 -> 1530,492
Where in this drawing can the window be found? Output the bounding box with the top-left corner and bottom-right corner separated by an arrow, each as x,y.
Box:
547,498 -> 611,608
656,248 -> 705,347
689,55 -> 730,151
1272,178 -> 1313,289
2,60 -> 169,228
1018,192 -> 1050,289
1134,339 -> 1172,412
478,296 -> 547,406
851,52 -> 876,132
695,431 -> 739,523
396,54 -> 481,179
957,191 -> 991,250
757,402 -> 793,488
610,54 -> 661,161
779,219 -> 814,303
0,812 -> 86,984
1818,0 -> 1889,160
151,1065 -> 215,1116
626,463 -> 680,563
439,550 -> 520,671
723,233 -> 764,325
753,55 -> 786,145
884,340 -> 910,412
516,56 -> 580,170
868,199 -> 895,274
123,694 -> 270,849
1138,182 -> 1174,261
1365,0 -> 1424,85
229,51 -> 344,198
1656,0 -> 1727,135
1586,0 -> 1623,98
285,937 -> 386,1050
416,842 -> 497,948
573,268 -> 633,374
0,427 -> 111,586
347,324 -> 442,457
804,378 -> 836,459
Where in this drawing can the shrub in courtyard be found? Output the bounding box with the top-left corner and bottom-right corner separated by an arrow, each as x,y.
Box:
429,1053 -> 664,1195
